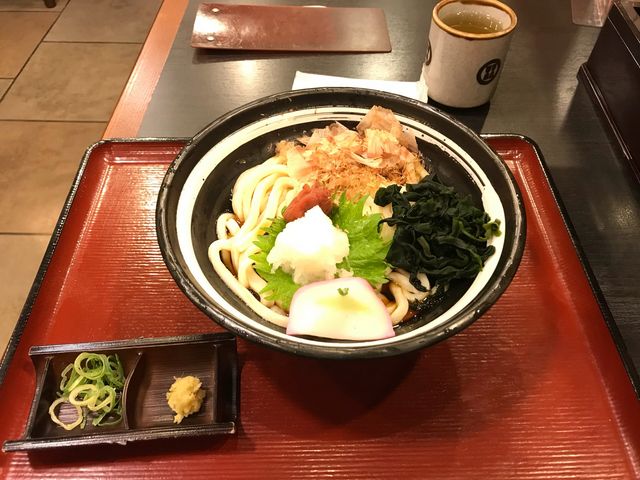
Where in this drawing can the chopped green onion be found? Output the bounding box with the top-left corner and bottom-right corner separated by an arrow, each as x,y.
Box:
74,352 -> 107,380
68,384 -> 99,406
49,352 -> 125,430
49,397 -> 83,431
86,386 -> 115,412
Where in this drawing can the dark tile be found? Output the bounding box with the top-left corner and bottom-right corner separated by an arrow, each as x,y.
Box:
45,0 -> 162,43
0,12 -> 58,77
0,42 -> 141,121
0,0 -> 68,12
0,79 -> 12,99
0,234 -> 50,357
0,121 -> 105,233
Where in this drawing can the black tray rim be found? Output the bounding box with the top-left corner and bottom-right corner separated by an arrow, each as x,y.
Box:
0,135 -> 637,397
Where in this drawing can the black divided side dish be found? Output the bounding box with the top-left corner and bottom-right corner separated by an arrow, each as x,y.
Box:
156,88 -> 526,359
3,333 -> 238,452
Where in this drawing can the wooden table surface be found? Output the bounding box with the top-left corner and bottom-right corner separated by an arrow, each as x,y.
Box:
103,0 -> 640,389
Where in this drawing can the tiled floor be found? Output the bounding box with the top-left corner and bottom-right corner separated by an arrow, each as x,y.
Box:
0,0 -> 162,356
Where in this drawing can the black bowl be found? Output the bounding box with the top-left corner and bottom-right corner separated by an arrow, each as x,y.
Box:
156,88 -> 526,359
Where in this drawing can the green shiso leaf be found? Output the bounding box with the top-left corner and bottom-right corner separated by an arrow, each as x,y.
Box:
250,218 -> 299,311
331,193 -> 391,288
250,195 -> 392,307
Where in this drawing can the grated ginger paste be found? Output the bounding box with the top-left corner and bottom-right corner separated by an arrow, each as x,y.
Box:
166,375 -> 206,423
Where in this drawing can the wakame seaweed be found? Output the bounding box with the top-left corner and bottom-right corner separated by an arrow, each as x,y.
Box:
374,174 -> 501,292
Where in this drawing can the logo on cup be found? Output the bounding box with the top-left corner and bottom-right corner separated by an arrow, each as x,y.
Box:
425,42 -> 432,66
476,59 -> 501,85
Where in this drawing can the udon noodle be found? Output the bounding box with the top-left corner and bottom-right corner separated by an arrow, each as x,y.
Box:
208,106 -> 431,328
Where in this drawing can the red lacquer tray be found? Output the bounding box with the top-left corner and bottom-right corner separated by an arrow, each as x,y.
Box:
1,136 -> 639,479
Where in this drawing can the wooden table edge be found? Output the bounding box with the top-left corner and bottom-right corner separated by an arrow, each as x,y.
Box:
103,0 -> 189,139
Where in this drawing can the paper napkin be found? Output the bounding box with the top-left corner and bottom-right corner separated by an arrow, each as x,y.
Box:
292,71 -> 428,102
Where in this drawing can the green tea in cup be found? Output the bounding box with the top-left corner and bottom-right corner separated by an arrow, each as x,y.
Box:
440,10 -> 503,34
420,0 -> 517,108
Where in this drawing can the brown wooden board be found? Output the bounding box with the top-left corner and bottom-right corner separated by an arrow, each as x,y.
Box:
191,3 -> 392,52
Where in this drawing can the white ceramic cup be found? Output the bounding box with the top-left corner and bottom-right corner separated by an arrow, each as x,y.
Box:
421,0 -> 517,108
